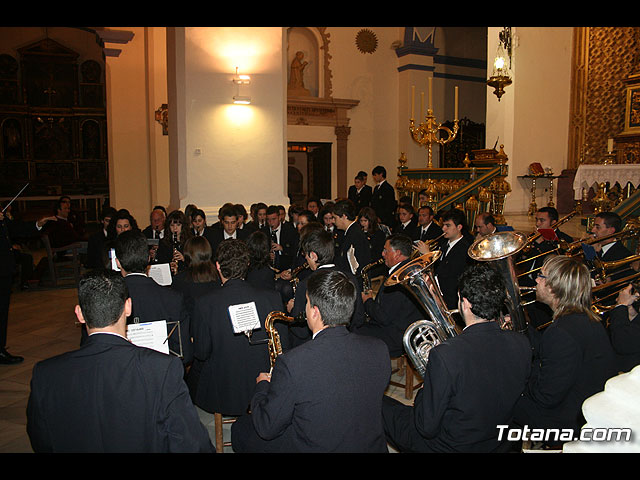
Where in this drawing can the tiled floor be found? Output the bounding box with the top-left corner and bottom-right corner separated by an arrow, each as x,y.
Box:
0,213 -> 589,453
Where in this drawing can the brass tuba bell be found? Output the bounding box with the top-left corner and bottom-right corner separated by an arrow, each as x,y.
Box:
467,231 -> 531,334
387,251 -> 460,378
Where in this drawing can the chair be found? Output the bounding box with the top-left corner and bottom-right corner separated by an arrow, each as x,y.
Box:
214,413 -> 237,453
41,234 -> 83,287
388,354 -> 423,399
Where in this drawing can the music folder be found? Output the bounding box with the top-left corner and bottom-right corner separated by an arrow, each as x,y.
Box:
127,319 -> 183,358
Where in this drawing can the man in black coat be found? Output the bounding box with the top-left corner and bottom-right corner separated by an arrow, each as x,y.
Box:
231,269 -> 391,452
192,239 -> 288,416
513,255 -> 617,446
286,228 -> 366,346
590,211 -> 634,282
265,204 -> 299,272
433,209 -> 474,316
114,230 -> 193,366
607,284 -> 640,373
332,199 -> 371,277
414,205 -> 442,242
354,234 -> 425,357
0,210 -> 55,364
370,165 -> 397,228
382,263 -> 532,453
347,171 -> 373,214
26,270 -> 213,453
204,204 -> 249,256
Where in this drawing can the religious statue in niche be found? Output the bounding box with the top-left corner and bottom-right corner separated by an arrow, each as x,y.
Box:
288,51 -> 310,97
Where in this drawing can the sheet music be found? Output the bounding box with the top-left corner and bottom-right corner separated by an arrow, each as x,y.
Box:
148,263 -> 172,286
127,320 -> 170,355
347,245 -> 359,275
228,302 -> 261,334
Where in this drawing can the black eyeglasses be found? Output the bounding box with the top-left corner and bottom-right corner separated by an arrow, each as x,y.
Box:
536,272 -> 547,279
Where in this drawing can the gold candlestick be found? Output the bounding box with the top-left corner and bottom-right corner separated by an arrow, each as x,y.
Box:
409,109 -> 459,168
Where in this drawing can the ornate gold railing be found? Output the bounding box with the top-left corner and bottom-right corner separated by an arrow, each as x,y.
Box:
395,145 -> 512,228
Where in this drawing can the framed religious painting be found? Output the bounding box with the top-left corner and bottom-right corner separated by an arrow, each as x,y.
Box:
624,78 -> 640,133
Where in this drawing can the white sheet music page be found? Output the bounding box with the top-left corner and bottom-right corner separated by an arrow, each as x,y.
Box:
347,245 -> 359,275
148,263 -> 172,286
127,321 -> 170,355
228,302 -> 261,334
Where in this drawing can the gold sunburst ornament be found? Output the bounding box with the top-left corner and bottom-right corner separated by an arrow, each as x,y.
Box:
355,29 -> 378,54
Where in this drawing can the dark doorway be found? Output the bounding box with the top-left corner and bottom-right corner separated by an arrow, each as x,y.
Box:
287,142 -> 331,206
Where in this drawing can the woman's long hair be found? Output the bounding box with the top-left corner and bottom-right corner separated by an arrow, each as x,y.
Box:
162,210 -> 193,247
246,230 -> 272,270
358,206 -> 379,233
542,255 -> 600,323
183,235 -> 219,283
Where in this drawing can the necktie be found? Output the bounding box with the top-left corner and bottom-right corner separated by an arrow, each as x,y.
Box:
421,228 -> 427,241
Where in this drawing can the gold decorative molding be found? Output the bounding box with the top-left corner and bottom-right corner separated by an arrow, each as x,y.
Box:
568,27 -> 639,167
287,97 -> 359,127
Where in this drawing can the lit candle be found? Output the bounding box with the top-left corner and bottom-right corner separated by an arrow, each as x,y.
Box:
411,85 -> 415,120
428,77 -> 433,111
608,138 -> 614,152
454,86 -> 459,121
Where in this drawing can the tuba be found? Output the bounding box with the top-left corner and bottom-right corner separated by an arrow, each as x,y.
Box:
387,251 -> 460,377
468,231 -> 532,334
264,311 -> 306,369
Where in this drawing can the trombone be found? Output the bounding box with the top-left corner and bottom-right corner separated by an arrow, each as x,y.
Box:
592,271 -> 640,314
520,210 -> 578,253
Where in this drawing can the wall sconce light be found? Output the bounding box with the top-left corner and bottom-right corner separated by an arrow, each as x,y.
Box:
233,67 -> 251,104
487,27 -> 513,101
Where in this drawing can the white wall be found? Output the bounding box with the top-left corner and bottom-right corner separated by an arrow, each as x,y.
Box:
169,27 -> 289,219
486,27 -> 573,215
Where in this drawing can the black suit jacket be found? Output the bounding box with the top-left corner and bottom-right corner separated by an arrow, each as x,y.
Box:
86,229 -> 108,269
124,274 -> 193,365
232,326 -> 391,453
514,312 -> 617,434
415,222 -> 443,242
370,181 -> 396,227
434,236 -> 474,310
336,222 -> 372,277
358,258 -> 425,356
348,184 -> 373,213
393,218 -> 419,240
383,321 -> 531,453
192,278 -> 287,415
608,305 -> 640,373
26,333 -> 213,453
205,227 -> 249,257
268,222 -> 299,271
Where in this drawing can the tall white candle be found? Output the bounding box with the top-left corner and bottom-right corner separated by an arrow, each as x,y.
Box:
428,77 -> 433,111
608,138 -> 614,152
411,85 -> 415,120
454,86 -> 459,121
420,92 -> 424,120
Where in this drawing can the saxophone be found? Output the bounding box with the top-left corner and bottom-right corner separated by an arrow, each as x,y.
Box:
264,311 -> 306,368
361,258 -> 385,294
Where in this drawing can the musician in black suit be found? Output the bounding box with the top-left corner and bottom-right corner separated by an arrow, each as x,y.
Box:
354,234 -> 425,357
0,210 -> 55,364
86,206 -> 117,270
432,209 -> 474,315
473,212 -> 498,238
591,211 -> 635,282
382,263 -> 532,453
332,199 -> 371,277
287,228 -> 366,346
370,165 -> 397,227
347,171 -> 373,213
205,205 -> 249,256
393,204 -> 419,239
231,269 -> 391,453
155,210 -> 193,275
247,202 -> 268,232
191,239 -> 288,416
114,230 -> 193,366
26,270 -> 213,453
513,255 -> 617,446
142,206 -> 167,240
608,284 -> 640,373
265,205 -> 299,272
414,205 -> 442,242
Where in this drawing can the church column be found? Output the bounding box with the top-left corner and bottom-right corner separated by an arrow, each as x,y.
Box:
335,125 -> 351,198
